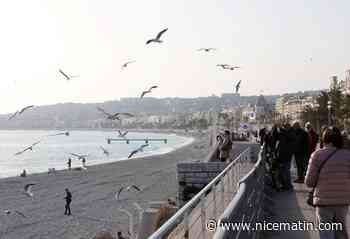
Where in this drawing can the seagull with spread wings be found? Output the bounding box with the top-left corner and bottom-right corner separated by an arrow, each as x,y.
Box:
128,144 -> 149,159
97,107 -> 134,120
59,69 -> 79,81
198,48 -> 216,52
24,184 -> 35,198
4,210 -> 27,218
8,105 -> 34,120
146,28 -> 168,44
121,60 -> 135,69
118,130 -> 129,138
14,141 -> 41,156
140,85 -> 158,98
100,146 -> 110,157
115,184 -> 141,200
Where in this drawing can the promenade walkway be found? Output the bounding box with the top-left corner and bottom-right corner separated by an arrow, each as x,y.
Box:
265,182 -> 350,239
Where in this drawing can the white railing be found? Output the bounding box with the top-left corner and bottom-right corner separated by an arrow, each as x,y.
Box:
148,147 -> 253,239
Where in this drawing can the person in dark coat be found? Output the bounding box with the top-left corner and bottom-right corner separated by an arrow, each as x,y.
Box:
292,121 -> 309,183
276,123 -> 295,191
64,188 -> 72,215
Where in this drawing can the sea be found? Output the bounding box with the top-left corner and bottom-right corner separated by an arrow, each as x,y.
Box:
0,130 -> 193,178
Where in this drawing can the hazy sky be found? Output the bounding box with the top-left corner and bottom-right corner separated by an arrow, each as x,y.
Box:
0,0 -> 349,113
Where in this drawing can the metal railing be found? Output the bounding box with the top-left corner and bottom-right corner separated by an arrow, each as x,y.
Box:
148,147 -> 254,239
212,145 -> 266,239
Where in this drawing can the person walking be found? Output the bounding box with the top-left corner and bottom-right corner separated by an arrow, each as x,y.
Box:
219,130 -> 233,162
64,188 -> 72,216
305,122 -> 319,158
292,121 -> 309,183
67,158 -> 72,170
305,126 -> 350,239
276,123 -> 295,191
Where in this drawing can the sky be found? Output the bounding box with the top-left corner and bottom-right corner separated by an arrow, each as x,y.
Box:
0,0 -> 349,113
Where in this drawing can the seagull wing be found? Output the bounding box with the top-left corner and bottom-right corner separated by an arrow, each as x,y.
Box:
122,131 -> 129,137
128,150 -> 138,159
131,185 -> 141,191
31,141 -> 41,147
117,187 -> 124,200
8,111 -> 18,120
59,69 -> 70,80
19,105 -> 34,114
119,113 -> 134,117
146,39 -> 154,45
14,210 -> 26,218
156,28 -> 168,40
14,148 -> 27,156
24,183 -> 35,192
70,153 -> 81,158
140,91 -> 149,98
97,107 -> 112,117
148,85 -> 158,91
197,48 -> 205,51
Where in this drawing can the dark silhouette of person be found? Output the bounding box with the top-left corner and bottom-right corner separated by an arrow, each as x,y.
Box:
67,158 -> 72,170
64,188 -> 72,215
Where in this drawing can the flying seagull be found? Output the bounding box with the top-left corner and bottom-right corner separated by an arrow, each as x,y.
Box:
15,141 -> 41,156
8,105 -> 35,120
24,184 -> 35,198
97,107 -> 134,120
59,69 -> 79,81
48,131 -> 70,137
128,144 -> 149,159
121,61 -> 135,69
4,210 -> 27,218
100,146 -> 110,157
70,153 -> 88,160
235,80 -> 242,93
216,64 -> 229,69
197,48 -> 216,52
118,130 -> 129,138
140,86 -> 158,98
116,184 -> 141,200
146,28 -> 168,44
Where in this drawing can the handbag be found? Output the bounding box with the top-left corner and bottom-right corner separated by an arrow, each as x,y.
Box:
307,149 -> 338,207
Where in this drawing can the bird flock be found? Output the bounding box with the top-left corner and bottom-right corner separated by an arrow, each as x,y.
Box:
4,27 -> 240,220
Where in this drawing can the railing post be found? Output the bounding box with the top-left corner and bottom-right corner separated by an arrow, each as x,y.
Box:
213,184 -> 217,219
200,194 -> 207,239
183,211 -> 190,239
220,177 -> 225,210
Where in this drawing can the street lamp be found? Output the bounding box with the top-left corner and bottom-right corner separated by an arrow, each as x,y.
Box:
327,100 -> 332,125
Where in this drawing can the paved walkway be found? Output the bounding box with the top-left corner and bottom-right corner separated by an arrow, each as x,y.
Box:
264,182 -> 350,239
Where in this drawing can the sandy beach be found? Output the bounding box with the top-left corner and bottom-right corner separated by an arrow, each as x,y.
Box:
0,134 -> 210,239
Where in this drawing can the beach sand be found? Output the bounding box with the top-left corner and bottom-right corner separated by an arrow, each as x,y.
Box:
0,134 -> 210,239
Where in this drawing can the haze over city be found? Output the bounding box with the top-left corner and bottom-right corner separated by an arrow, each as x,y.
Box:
0,0 -> 349,114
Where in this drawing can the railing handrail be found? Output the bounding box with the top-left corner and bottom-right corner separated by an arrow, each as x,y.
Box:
148,147 -> 251,239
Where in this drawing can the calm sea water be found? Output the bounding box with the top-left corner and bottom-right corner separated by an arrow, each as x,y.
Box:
0,130 -> 193,178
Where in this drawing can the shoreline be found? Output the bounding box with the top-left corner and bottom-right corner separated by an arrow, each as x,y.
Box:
0,129 -> 198,179
0,133 -> 210,239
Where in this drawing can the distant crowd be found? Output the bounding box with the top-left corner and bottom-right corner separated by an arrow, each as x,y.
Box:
260,122 -> 350,239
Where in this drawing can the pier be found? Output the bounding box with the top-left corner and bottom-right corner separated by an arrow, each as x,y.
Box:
106,138 -> 168,144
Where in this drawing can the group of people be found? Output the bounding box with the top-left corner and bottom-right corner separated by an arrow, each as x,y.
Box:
262,121 -> 318,191
262,122 -> 350,239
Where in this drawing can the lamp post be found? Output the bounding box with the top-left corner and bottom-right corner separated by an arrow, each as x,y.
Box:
327,100 -> 332,125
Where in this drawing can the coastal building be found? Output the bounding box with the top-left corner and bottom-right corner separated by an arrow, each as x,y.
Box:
342,69 -> 350,95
